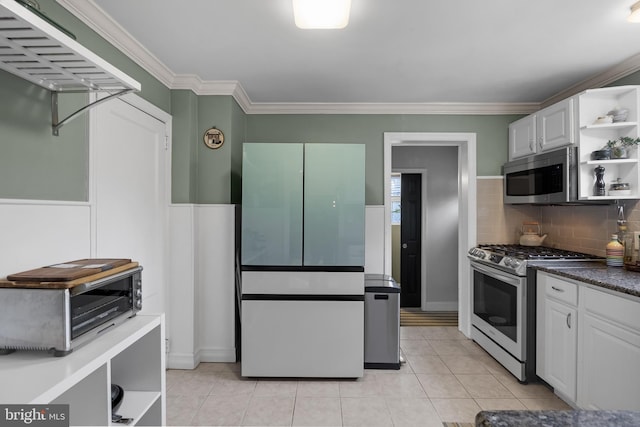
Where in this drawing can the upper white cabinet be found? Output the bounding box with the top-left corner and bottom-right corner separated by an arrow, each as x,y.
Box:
577,86 -> 640,200
537,98 -> 575,152
509,98 -> 575,160
509,114 -> 537,160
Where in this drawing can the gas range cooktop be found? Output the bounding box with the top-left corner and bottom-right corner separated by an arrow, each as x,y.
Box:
468,244 -> 602,276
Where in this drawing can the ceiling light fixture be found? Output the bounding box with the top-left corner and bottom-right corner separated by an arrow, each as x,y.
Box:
628,1 -> 640,22
293,0 -> 351,29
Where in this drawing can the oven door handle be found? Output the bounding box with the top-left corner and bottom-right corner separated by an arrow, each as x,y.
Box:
470,261 -> 523,287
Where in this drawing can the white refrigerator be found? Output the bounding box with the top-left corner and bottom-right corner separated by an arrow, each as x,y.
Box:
241,143 -> 365,378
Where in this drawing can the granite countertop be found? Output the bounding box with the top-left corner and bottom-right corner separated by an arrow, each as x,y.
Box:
528,260 -> 640,298
476,410 -> 640,427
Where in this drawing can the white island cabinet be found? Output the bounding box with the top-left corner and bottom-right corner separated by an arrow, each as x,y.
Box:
0,314 -> 165,426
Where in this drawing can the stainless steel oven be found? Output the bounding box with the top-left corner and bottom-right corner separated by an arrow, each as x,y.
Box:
468,244 -> 603,383
470,260 -> 528,380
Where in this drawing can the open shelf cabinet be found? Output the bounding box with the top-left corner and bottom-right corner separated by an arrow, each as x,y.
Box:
0,315 -> 165,426
577,86 -> 640,200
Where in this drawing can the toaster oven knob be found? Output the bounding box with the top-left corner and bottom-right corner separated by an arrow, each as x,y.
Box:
135,300 -> 142,309
135,289 -> 142,298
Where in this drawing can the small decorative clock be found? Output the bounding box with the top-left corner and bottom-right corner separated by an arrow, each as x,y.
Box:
203,127 -> 224,149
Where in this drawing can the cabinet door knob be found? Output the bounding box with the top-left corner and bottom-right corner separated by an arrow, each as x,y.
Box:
402,243 -> 408,249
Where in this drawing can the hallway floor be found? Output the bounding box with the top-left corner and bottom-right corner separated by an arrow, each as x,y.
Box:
166,326 -> 570,426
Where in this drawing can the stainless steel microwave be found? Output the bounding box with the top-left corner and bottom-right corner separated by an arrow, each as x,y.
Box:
0,266 -> 142,356
503,147 -> 578,205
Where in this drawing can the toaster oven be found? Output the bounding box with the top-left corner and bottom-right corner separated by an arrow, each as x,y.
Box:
0,266 -> 142,356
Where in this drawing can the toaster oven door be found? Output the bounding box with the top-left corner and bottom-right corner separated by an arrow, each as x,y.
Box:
70,268 -> 142,339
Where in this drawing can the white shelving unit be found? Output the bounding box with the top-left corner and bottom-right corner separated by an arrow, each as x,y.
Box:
577,86 -> 640,201
0,0 -> 140,134
0,314 -> 165,426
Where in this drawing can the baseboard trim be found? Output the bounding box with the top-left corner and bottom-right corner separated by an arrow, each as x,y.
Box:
197,347 -> 237,363
167,352 -> 198,370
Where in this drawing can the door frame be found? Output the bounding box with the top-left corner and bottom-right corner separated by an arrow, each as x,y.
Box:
383,132 -> 476,337
392,168 -> 428,310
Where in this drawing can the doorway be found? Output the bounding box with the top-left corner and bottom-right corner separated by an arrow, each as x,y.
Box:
383,132 -> 477,337
391,172 -> 425,308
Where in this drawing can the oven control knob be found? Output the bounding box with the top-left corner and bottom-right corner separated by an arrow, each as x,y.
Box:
135,289 -> 142,298
135,300 -> 142,309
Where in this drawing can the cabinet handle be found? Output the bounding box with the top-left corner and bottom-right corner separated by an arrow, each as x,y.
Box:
566,312 -> 572,329
551,286 -> 565,292
529,141 -> 534,151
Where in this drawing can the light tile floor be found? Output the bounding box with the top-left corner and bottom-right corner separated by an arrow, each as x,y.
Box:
166,326 -> 570,426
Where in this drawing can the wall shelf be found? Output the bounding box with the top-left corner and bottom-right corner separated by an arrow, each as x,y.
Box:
0,0 -> 140,135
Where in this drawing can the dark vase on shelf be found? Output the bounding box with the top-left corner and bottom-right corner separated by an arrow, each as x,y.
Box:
594,165 -> 606,196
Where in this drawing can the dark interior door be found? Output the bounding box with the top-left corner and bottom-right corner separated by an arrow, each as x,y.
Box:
400,173 -> 421,307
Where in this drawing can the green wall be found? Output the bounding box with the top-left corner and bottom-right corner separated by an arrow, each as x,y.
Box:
245,114 -> 519,205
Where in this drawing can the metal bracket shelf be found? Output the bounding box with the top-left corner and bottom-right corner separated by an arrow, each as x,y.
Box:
51,89 -> 134,136
0,0 -> 141,136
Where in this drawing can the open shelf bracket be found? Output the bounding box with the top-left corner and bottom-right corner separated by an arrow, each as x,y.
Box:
51,89 -> 135,136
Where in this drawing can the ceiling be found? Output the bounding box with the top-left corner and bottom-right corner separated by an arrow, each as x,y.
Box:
65,0 -> 640,109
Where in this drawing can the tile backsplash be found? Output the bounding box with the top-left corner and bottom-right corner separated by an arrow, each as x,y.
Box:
477,178 -> 640,257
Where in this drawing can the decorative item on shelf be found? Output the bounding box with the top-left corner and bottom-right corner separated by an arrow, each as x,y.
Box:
607,108 -> 629,123
593,115 -> 613,125
609,178 -> 631,197
604,136 -> 640,159
594,165 -> 606,196
591,148 -> 611,160
203,126 -> 224,149
606,234 -> 624,267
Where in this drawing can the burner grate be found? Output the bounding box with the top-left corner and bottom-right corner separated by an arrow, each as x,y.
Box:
478,244 -> 597,260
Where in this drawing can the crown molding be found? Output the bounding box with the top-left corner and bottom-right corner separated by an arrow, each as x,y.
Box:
55,0 -> 639,116
243,102 -> 539,115
55,0 -> 175,87
541,52 -> 640,108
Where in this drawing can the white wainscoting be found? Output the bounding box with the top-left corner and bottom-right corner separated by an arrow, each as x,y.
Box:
167,204 -> 197,369
167,204 -> 237,369
195,205 -> 237,363
365,206 -> 385,275
0,200 -> 91,277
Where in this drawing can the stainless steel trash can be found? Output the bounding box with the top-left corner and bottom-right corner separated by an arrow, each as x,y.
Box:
364,274 -> 401,369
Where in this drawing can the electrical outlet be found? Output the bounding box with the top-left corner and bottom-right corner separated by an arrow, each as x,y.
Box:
635,232 -> 640,250
165,338 -> 170,353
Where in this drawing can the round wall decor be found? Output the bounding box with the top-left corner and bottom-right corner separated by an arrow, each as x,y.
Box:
203,127 -> 224,149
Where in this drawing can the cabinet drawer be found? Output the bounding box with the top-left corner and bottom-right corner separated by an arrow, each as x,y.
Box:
583,287 -> 640,332
544,275 -> 578,306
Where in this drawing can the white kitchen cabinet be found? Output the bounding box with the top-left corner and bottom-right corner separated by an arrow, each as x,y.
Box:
577,286 -> 640,410
509,98 -> 575,160
509,114 -> 537,160
537,97 -> 575,153
0,315 -> 165,426
577,86 -> 640,200
536,272 -> 577,403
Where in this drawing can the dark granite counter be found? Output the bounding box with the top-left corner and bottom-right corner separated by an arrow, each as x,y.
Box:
476,410 -> 640,426
528,260 -> 640,298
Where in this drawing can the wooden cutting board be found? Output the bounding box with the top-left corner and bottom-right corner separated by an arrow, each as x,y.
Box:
0,261 -> 139,289
6,258 -> 132,282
